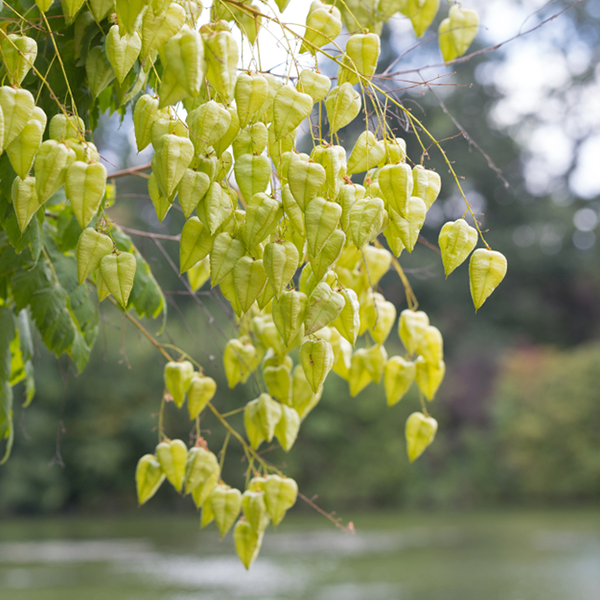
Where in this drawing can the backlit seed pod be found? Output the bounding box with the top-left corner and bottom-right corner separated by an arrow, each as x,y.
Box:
89,0 -> 115,21
201,497 -> 214,527
257,73 -> 283,124
256,393 -> 283,442
384,356 -> 416,407
187,375 -> 217,420
187,100 -> 232,156
338,32 -> 380,85
11,176 -> 40,233
210,485 -> 242,537
291,364 -> 322,418
242,194 -> 282,250
398,309 -> 429,355
275,0 -> 292,11
300,339 -> 333,393
378,137 -> 407,165
152,134 -> 194,198
332,288 -> 360,345
187,256 -> 211,291
202,27 -> 238,100
400,0 -> 439,37
184,446 -> 220,495
348,196 -> 386,248
378,163 -> 413,217
301,2 -> 342,54
233,257 -> 267,313
76,228 -> 113,285
362,344 -> 389,384
272,290 -> 308,347
268,125 -> 295,171
0,87 -> 35,150
232,123 -> 268,158
263,475 -> 297,526
35,140 -> 76,203
325,83 -> 361,134
361,245 -> 392,288
177,169 -> 210,219
288,156 -> 327,211
133,95 -> 159,152
296,69 -> 331,102
197,183 -> 233,236
48,114 -> 84,142
263,364 -> 291,404
264,241 -> 299,298
163,360 -> 195,408
65,161 -> 108,228
358,291 -> 377,336
312,144 -> 347,200
346,131 -> 386,176
158,69 -> 189,108
369,298 -> 396,345
384,216 -> 405,257
6,118 -> 43,180
274,404 -> 300,452
242,490 -> 270,533
469,249 -> 508,310
272,86 -> 313,141
413,165 -> 441,210
156,439 -> 188,492
86,46 -> 116,98
116,0 -> 148,35
310,229 -> 345,282
148,173 -> 172,222
213,106 -> 240,157
224,338 -> 262,388
105,26 -> 141,84
164,26 -> 205,98
95,270 -> 111,303
439,5 -> 479,63
305,282 -> 345,335
141,3 -> 186,58
234,154 -> 271,204
152,114 -> 190,148
392,197 -> 427,253
210,232 -> 246,286
305,197 -> 342,258
234,519 -> 264,570
438,218 -> 477,276
235,73 -> 269,128
219,271 -> 244,318
179,217 -> 213,274
191,465 -> 220,509
35,0 -> 55,11
415,356 -> 445,400
244,399 -> 265,449
136,454 -> 166,505
337,183 -> 365,231
406,411 -> 438,462
348,350 -> 372,396
2,35 -> 37,86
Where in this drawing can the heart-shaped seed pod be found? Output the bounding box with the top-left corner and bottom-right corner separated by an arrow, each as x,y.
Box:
337,183 -> 365,231
218,270 -> 242,314
332,336 -> 352,381
200,495 -> 214,527
177,169 -> 210,219
272,86 -> 313,141
384,356 -> 416,407
287,156 -> 326,211
300,338 -> 333,393
2,35 -> 38,86
311,144 -> 347,199
187,256 -> 211,291
156,439 -> 188,492
301,2 -> 342,54
163,360 -> 195,408
212,106 -> 240,157
263,241 -> 299,299
158,69 -> 189,108
197,183 -> 233,236
63,0 -> 86,17
296,69 -> 331,102
383,217 -> 406,258
191,463 -> 220,509
232,123 -> 268,158
439,5 -> 479,63
0,87 -> 35,150
234,154 -> 271,204
414,356 -> 445,400
35,0 -> 55,11
378,163 -> 413,217
361,344 -> 389,384
234,518 -> 264,570
235,72 -> 269,128
348,196 -> 386,248
439,218 -> 478,277
141,3 -> 186,58
202,27 -> 239,100
210,232 -> 246,286
152,134 -> 194,198
186,100 -> 231,156
348,350 -> 372,397
35,140 -> 76,203
233,257 -> 267,314
135,454 -> 166,505
184,446 -> 220,495
210,484 -> 242,537
346,131 -> 386,176
242,490 -> 270,533
325,83 -> 361,134
291,364 -> 322,418
244,399 -> 265,449
256,393 -> 284,442
263,475 -> 298,526
242,193 -> 282,250
272,290 -> 308,348
89,0 -> 116,21
309,229 -> 345,282
65,161 -> 107,228
48,114 -> 84,142
187,375 -> 217,420
6,112 -> 45,180
116,0 -> 148,35
86,47 -> 116,98
332,288 -> 360,345
390,197 -> 427,253
400,0 -> 440,38
369,298 -> 396,345
378,137 -> 408,166
164,26 -> 206,97
413,165 -> 441,209
416,325 -> 443,364
105,25 -> 141,85
361,245 -> 392,288
76,228 -> 113,285
11,176 -> 40,233
179,217 -> 213,274
275,0 -> 292,12
274,404 -> 300,452
304,282 -> 345,335
338,32 -> 380,85
263,363 -> 292,404
133,95 -> 159,152
398,309 -> 430,355
406,411 -> 438,462
224,338 -> 262,388
268,125 -> 295,172
469,248 -> 507,310
305,197 -> 342,258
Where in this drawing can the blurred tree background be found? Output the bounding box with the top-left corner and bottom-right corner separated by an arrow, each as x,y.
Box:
2,0 -> 600,516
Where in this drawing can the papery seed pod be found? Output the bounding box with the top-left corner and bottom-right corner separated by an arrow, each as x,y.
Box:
439,218 -> 478,277
179,216 -> 213,274
164,360 -> 195,408
416,325 -> 443,364
469,248 -> 507,310
263,475 -> 297,526
390,197 -> 427,253
136,454 -> 166,505
212,106 -> 240,157
310,144 -> 347,200
406,411 -> 438,462
86,47 -> 116,98
35,0 -> 55,11
414,356 -> 445,400
232,123 -> 268,158
11,176 -> 40,233
325,83 -> 361,134
439,5 -> 479,63
413,165 -> 441,209
0,87 -> 35,150
2,35 -> 37,86
242,490 -> 270,533
361,344 -> 388,384
337,183 -> 365,231
272,290 -> 307,347
309,229 -> 345,282
76,228 -> 113,285
105,25 -> 141,85
235,73 -> 269,128
149,175 -> 173,222
268,125 -> 295,172
361,245 -> 392,288
378,137 -> 407,166
300,338 -> 333,393
133,96 -> 159,152
384,356 -> 416,407
348,196 -> 386,248
89,0 -> 115,21
187,100 -> 231,156
65,161 -> 108,228
163,26 -> 206,98
233,256 -> 267,313
338,32 -> 380,85
263,363 -> 291,404
234,154 -> 271,204
399,0 -> 439,37
156,439 -> 188,492
224,338 -> 262,388
48,114 -> 84,142
287,156 -> 326,211
220,270 -> 243,317
116,0 -> 148,35
95,270 -> 111,303
244,399 -> 265,449
255,393 -> 283,442
141,3 -> 186,58
210,484 -> 242,537
35,140 -> 76,203
242,193 -> 282,250
158,69 -> 189,108
264,241 -> 299,298
304,282 -> 345,335
332,288 -> 360,345
274,404 -> 300,452
348,350 -> 372,397
346,131 -> 386,176
398,309 -> 429,355
201,496 -> 215,527
378,163 -> 413,217
291,364 -> 321,418
184,446 -> 220,495
272,86 -> 313,141
256,73 -> 283,124
296,69 -> 331,102
63,0 -> 86,17
384,216 -> 405,257
177,169 -> 211,219
187,256 -> 211,291
197,183 -> 233,236
210,232 -> 246,286
152,134 -> 194,198
6,116 -> 43,181
301,2 -> 342,54
202,26 -> 238,100
187,375 -> 217,420
369,297 -> 396,345
305,197 -> 342,258
234,519 -> 264,570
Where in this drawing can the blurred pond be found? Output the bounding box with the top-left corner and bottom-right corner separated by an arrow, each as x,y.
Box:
0,510 -> 599,600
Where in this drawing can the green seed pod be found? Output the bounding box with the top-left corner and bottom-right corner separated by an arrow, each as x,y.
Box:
89,0 -> 115,21
179,216 -> 213,274
242,193 -> 282,250
338,32 -> 380,85
300,338 -> 333,393
263,474 -> 297,526
233,256 -> 267,313
235,72 -> 269,128
348,350 -> 372,397
337,183 -> 365,231
232,123 -> 268,158
406,411 -> 438,462
187,100 -> 232,156
378,163 -> 413,217
438,218 -> 478,277
0,87 -> 35,150
304,282 -> 345,335
416,325 -> 443,364
272,86 -> 313,141
234,154 -> 271,204
272,290 -> 308,347
164,360 -> 195,408
191,464 -> 220,509
348,196 -> 386,248
331,288 -> 360,345
177,169 -> 211,219
301,2 -> 342,54
201,497 -> 214,526
141,3 -> 186,58
255,393 -> 283,442
309,229 -> 345,281
162,26 -> 205,102
234,519 -> 264,570
257,73 -> 284,125
136,454 -> 166,505
210,484 -> 242,537
296,69 -> 331,102
6,118 -> 43,180
213,106 -> 240,157
346,131 -> 386,176
263,241 -> 299,298
364,344 -> 389,384
11,176 -> 40,233
197,183 -> 233,236
384,356 -> 415,407
86,47 -> 116,98
210,232 -> 246,286
152,115 -> 190,150
158,69 -> 189,108
116,0 -> 148,35
2,34 -> 37,86
274,0 -> 292,10
202,26 -> 238,100
223,270 -> 245,317
48,114 -> 84,142
242,490 -> 270,533
325,83 -> 361,134
268,125 -> 295,172
65,161 -> 108,228
35,139 -> 76,203
439,5 -> 479,63
35,0 -> 55,11
287,156 -> 327,211
383,213 -> 406,257
367,297 -> 396,345
63,0 -> 86,17
244,399 -> 265,449
193,155 -> 220,182
95,270 -> 111,303
305,197 -> 342,258
274,404 -> 300,452
156,439 -> 188,492
332,335 -> 352,381
413,165 -> 441,209
378,137 -> 407,165
187,375 -> 217,420
391,197 -> 427,253
76,228 -> 113,285
152,134 -> 194,198
291,364 -> 322,418
398,0 -> 439,36
398,309 -> 429,355
361,245 -> 392,288
469,249 -> 507,310
223,338 -> 262,387
105,25 -> 141,85
184,446 -> 220,495
310,144 -> 346,200
187,256 -> 211,291
263,363 -> 291,404
415,356 -> 445,400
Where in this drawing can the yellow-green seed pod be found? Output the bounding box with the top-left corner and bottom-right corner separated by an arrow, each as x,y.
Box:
210,484 -> 242,537
325,83 -> 361,134
187,256 -> 211,291
391,197 -> 427,253
220,271 -> 244,318
156,439 -> 188,492
34,140 -> 76,204
274,404 -> 300,452
309,229 -> 345,282
235,72 -> 269,128
89,0 -> 115,21
416,325 -> 443,364
399,0 -> 439,37
300,338 -> 333,393
348,196 -> 386,248
11,176 -> 40,233
301,2 -> 342,54
304,282 -> 345,335
368,297 -> 396,345
197,183 -> 233,236
264,241 -> 299,298
439,218 -> 478,277
0,87 -> 35,150
65,161 -> 108,228
48,114 -> 84,142
233,256 -> 267,313
6,115 -> 44,180
163,26 -> 205,100
184,446 -> 220,495
343,32 -> 380,85
287,156 -> 327,211
398,309 -> 429,355
191,465 -> 220,509
244,399 -> 265,449
202,26 -> 238,100
415,356 -> 445,400
439,5 -> 479,63
413,165 -> 441,209
256,393 -> 284,442
187,375 -> 217,420
263,474 -> 297,526
179,216 -> 213,274
379,137 -> 407,166
35,0 -> 55,12
378,163 -> 413,217
99,252 -> 137,308
384,356 -> 416,407
361,245 -> 392,288
158,68 -> 189,108
332,288 -> 360,345
177,169 -> 211,219
86,47 -> 116,98
348,350 -> 372,397
272,290 -> 308,347
187,100 -> 232,156
296,69 -> 331,102
406,411 -> 438,462
384,216 -> 405,257
210,232 -> 246,286
272,86 -> 313,141
213,106 -> 240,157
76,228 -> 113,285
224,338 -> 262,388
291,364 -> 321,418
263,363 -> 291,404
105,25 -> 141,85
116,0 -> 148,35
133,95 -> 159,152
305,197 -> 342,258
2,34 -> 38,86
95,270 -> 111,304
136,454 -> 166,505
242,193 -> 283,250
361,343 -> 388,384
152,134 -> 194,198
232,123 -> 268,158
164,360 -> 194,408
346,131 -> 386,176
268,125 -> 295,171
242,490 -> 270,533
141,3 -> 186,58
469,248 -> 507,310
234,519 -> 264,570
234,154 -> 271,204
201,497 -> 214,526
337,183 -> 365,231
